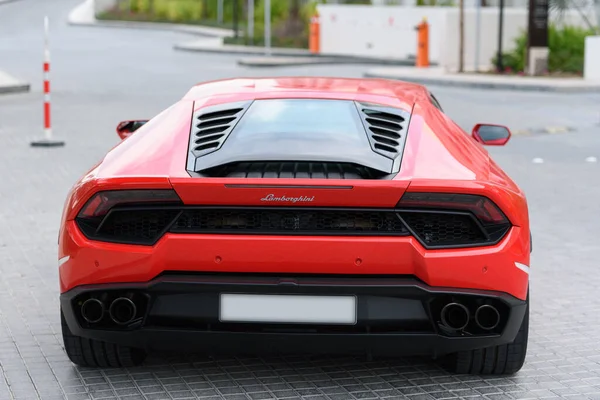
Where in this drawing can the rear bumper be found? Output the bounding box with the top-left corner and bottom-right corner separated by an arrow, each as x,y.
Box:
60,273 -> 528,358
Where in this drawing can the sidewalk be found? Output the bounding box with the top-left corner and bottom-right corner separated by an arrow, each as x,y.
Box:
236,56 -> 414,67
0,70 -> 29,94
176,41 -> 415,66
174,39 -> 312,57
365,66 -> 600,92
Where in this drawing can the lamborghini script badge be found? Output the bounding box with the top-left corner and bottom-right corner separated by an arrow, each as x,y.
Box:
260,194 -> 315,203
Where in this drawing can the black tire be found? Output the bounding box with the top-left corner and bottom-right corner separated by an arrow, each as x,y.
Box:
441,297 -> 529,375
61,309 -> 147,368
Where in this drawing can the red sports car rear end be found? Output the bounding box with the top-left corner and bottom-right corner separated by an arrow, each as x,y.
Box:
58,77 -> 530,374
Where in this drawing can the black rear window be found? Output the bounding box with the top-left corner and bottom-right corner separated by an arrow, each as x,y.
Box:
232,99 -> 366,144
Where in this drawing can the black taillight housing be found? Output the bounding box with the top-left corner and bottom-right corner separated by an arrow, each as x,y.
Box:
396,192 -> 512,248
75,189 -> 183,245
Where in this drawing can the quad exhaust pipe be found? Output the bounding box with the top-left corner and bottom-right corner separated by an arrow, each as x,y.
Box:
440,302 -> 470,331
109,297 -> 137,325
475,304 -> 500,330
80,295 -> 139,326
440,302 -> 501,332
81,298 -> 105,323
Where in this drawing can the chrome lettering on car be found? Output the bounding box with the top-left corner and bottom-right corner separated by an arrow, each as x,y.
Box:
260,194 -> 315,203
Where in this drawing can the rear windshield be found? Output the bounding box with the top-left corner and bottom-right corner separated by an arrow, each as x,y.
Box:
233,99 -> 366,143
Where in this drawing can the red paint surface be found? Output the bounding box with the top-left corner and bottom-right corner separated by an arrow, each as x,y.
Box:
58,77 -> 530,301
59,221 -> 529,300
44,102 -> 50,129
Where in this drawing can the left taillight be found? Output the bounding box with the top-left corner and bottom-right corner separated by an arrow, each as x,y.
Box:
75,189 -> 183,244
78,189 -> 181,219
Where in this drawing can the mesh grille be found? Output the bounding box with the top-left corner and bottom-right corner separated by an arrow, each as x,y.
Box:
95,209 -> 181,244
170,209 -> 408,235
399,212 -> 486,247
77,208 -> 505,247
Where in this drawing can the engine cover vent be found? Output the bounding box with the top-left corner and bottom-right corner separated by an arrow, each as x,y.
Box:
190,101 -> 252,157
200,161 -> 389,179
356,103 -> 411,160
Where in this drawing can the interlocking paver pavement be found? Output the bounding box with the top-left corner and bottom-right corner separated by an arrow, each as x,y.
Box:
2,0 -> 600,399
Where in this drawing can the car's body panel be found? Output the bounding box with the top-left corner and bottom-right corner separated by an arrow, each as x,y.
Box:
70,77 -> 508,183
93,101 -> 194,179
59,218 -> 529,300
169,179 -> 410,207
398,103 -> 489,182
58,77 -> 531,364
183,77 -> 419,109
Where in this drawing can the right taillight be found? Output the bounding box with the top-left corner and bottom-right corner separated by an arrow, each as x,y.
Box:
397,192 -> 511,248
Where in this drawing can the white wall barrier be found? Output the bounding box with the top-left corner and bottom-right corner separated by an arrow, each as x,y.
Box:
316,4 -> 590,71
584,36 -> 600,81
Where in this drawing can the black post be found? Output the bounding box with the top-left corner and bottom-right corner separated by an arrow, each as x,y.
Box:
496,0 -> 504,72
233,0 -> 239,39
526,0 -> 549,75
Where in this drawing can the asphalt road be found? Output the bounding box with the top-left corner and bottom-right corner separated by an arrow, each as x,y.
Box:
1,0 -> 600,399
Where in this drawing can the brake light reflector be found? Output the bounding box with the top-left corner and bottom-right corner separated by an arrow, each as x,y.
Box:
78,189 -> 182,219
397,192 -> 509,225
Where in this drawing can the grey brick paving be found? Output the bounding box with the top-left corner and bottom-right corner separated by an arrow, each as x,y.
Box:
2,0 -> 600,399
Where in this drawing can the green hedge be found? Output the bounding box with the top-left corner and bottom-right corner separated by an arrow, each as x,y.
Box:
492,24 -> 595,74
416,0 -> 455,6
101,0 -> 241,27
99,0 -> 370,48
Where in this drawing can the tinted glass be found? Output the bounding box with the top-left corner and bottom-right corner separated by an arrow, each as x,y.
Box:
234,99 -> 366,143
478,125 -> 510,141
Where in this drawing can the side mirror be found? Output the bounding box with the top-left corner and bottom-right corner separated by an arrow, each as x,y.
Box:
472,124 -> 511,146
116,120 -> 148,140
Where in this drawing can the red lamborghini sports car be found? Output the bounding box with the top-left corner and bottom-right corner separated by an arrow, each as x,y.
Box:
58,77 -> 531,374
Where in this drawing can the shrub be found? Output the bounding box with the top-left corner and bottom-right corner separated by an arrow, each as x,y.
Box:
416,0 -> 455,6
102,0 -> 325,48
220,0 -> 317,48
492,24 -> 595,74
548,24 -> 592,72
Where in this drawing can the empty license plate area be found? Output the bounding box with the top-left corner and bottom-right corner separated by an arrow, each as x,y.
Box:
219,294 -> 357,325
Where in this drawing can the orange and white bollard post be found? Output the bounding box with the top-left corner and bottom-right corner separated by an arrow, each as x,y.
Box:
31,16 -> 64,147
309,12 -> 320,54
415,17 -> 429,68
